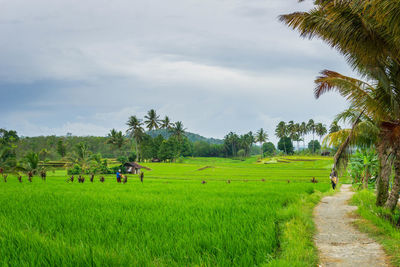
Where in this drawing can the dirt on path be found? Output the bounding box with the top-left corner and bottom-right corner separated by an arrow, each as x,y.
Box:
314,184 -> 390,267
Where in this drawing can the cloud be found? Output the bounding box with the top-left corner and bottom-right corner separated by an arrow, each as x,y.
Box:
0,0 -> 353,145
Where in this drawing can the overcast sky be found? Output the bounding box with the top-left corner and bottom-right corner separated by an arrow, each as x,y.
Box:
0,0 -> 353,144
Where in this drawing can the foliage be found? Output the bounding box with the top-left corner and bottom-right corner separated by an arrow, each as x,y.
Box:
348,149 -> 379,188
106,129 -> 126,149
352,190 -> 400,266
0,156 -> 332,266
263,142 -> 276,156
308,140 -> 321,153
278,137 -> 294,155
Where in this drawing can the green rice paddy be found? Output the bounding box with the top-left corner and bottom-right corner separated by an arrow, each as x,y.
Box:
0,156 -> 332,266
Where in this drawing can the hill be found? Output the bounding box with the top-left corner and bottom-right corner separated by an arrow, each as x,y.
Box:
146,129 -> 224,145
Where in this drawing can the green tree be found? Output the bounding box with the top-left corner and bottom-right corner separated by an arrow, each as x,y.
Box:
308,140 -> 321,154
348,149 -> 379,189
161,116 -> 173,129
275,121 -> 288,154
255,128 -> 268,159
280,0 -> 400,211
262,142 -> 276,156
278,137 -> 294,155
106,129 -> 126,150
315,123 -> 327,143
126,115 -> 144,161
329,121 -> 341,134
307,119 -> 316,153
144,109 -> 160,131
57,140 -> 67,158
22,151 -> 40,175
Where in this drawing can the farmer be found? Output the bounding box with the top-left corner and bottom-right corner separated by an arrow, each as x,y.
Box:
330,169 -> 338,190
116,169 -> 122,183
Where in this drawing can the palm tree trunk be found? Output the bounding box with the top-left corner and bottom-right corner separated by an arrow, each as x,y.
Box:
260,142 -> 263,159
312,131 -> 315,154
376,141 -> 392,206
363,170 -> 369,189
135,139 -> 139,162
332,111 -> 363,171
384,154 -> 400,211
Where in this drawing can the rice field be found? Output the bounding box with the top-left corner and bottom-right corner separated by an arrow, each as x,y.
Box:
0,156 -> 332,266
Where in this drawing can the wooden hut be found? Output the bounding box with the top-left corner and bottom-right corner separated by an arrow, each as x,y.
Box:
124,162 -> 151,174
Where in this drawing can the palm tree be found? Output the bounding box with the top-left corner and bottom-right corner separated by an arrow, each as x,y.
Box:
106,129 -> 126,150
275,121 -> 288,154
161,116 -> 173,129
307,119 -> 316,153
170,121 -> 186,141
315,123 -> 327,143
255,128 -> 268,159
126,115 -> 144,161
74,142 -> 92,173
22,151 -> 40,175
329,121 -> 341,134
281,1 -> 400,210
300,122 -> 307,149
144,109 -> 160,131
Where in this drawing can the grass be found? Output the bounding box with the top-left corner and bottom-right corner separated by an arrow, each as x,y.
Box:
0,156 -> 333,266
351,190 -> 400,266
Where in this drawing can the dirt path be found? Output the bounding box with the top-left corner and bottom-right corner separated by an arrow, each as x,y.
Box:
314,184 -> 390,267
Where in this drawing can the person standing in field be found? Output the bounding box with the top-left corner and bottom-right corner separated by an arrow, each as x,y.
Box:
330,169 -> 338,190
116,169 -> 122,183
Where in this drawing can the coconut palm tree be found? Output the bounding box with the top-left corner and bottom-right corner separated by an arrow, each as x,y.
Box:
255,128 -> 268,159
22,151 -> 40,175
161,116 -> 173,129
106,129 -> 126,150
315,123 -> 327,143
307,119 -> 316,153
144,109 -> 160,131
126,115 -> 144,161
281,0 -> 400,210
300,122 -> 307,149
329,121 -> 341,134
170,121 -> 186,141
275,121 -> 288,154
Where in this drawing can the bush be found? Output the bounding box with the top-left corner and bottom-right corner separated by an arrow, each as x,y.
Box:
68,164 -> 82,175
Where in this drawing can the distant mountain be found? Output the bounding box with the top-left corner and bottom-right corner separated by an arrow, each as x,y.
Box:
146,129 -> 224,145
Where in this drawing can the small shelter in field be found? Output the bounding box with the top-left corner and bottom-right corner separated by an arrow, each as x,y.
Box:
124,162 -> 151,174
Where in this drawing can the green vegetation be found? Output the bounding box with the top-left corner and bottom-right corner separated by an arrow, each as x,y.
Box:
0,156 -> 332,266
352,190 -> 400,266
281,0 -> 400,245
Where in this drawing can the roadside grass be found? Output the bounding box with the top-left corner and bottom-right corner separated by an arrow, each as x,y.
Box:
351,190 -> 400,266
0,156 -> 333,266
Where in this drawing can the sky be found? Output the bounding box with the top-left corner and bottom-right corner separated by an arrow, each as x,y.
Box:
0,0 -> 353,144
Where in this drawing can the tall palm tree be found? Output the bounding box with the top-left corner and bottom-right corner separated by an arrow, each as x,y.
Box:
281,0 -> 400,209
315,123 -> 327,143
126,116 -> 144,161
106,129 -> 126,150
307,119 -> 316,153
144,109 -> 160,131
161,116 -> 173,129
300,122 -> 307,149
275,121 -> 288,154
255,128 -> 268,159
170,121 -> 186,139
329,121 -> 341,134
